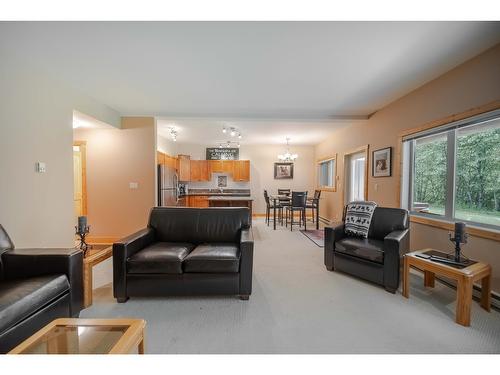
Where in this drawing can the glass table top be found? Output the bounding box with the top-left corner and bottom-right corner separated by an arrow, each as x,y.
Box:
19,324 -> 129,354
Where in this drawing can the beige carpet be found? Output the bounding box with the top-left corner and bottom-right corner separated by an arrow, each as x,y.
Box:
82,218 -> 500,353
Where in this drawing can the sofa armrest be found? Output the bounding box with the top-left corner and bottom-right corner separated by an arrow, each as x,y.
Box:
324,223 -> 345,270
3,248 -> 84,316
383,229 -> 410,291
113,228 -> 155,301
239,228 -> 254,297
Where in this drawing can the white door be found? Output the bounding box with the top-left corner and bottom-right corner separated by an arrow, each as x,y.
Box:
345,151 -> 366,204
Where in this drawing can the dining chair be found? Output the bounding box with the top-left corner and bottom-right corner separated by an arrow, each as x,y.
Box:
306,189 -> 321,223
264,190 -> 283,226
277,189 -> 291,209
285,191 -> 308,231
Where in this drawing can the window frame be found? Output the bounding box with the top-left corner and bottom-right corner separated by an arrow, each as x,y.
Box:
402,108 -> 500,232
317,154 -> 337,192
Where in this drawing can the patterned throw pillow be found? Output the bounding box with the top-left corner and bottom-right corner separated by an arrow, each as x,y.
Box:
344,201 -> 378,238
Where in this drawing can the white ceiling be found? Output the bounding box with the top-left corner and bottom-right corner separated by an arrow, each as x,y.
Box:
156,117 -> 365,145
1,22 -> 499,121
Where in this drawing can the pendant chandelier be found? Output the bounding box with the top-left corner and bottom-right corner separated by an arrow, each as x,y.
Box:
278,137 -> 298,162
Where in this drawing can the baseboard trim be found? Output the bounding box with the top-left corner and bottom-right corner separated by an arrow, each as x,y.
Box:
253,213 -> 314,218
86,236 -> 120,245
410,266 -> 500,311
435,276 -> 500,312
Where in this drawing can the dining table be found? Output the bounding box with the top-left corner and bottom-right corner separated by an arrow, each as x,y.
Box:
269,194 -> 320,230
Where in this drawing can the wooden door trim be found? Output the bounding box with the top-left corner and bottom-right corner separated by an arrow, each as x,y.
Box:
342,144 -> 369,205
73,141 -> 87,216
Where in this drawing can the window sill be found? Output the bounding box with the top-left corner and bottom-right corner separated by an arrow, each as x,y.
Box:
317,187 -> 337,192
410,215 -> 500,242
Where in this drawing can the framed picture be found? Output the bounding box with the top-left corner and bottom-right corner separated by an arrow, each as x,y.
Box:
274,162 -> 294,179
217,175 -> 228,187
372,147 -> 392,177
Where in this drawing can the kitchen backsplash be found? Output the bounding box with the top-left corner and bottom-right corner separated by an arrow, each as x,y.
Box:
186,173 -> 251,191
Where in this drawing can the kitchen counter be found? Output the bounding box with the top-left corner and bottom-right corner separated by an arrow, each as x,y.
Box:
180,193 -> 250,197
207,197 -> 254,201
207,196 -> 253,221
180,189 -> 251,197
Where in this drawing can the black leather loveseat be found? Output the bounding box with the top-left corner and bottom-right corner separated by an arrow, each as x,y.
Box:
113,207 -> 254,302
0,224 -> 83,353
324,206 -> 409,293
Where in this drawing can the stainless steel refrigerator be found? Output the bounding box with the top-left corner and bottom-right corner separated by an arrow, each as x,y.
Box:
158,164 -> 179,206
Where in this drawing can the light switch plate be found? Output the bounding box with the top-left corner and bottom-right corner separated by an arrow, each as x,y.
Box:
35,162 -> 46,173
129,182 -> 139,189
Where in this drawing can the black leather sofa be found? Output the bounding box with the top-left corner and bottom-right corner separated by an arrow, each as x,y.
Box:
113,207 -> 254,302
0,224 -> 84,353
324,206 -> 409,293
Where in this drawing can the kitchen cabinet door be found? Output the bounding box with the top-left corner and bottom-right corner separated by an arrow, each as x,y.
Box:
197,196 -> 209,207
222,160 -> 234,174
190,160 -> 201,181
199,160 -> 210,181
188,195 -> 209,207
233,160 -> 250,182
208,160 -> 223,174
178,155 -> 191,181
165,155 -> 177,170
157,151 -> 165,165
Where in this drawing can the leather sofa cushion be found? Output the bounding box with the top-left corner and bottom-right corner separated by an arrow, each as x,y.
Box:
149,207 -> 250,244
127,242 -> 195,274
335,237 -> 384,264
183,243 -> 240,273
0,274 -> 69,335
368,207 -> 409,240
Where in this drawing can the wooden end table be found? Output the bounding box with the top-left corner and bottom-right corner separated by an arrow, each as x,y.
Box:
403,249 -> 492,327
83,245 -> 113,308
8,318 -> 146,354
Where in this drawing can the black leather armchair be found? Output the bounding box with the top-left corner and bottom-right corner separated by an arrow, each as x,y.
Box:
113,207 -> 254,302
0,224 -> 83,353
324,207 -> 409,293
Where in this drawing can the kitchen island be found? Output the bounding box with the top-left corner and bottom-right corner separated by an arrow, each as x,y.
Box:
207,196 -> 253,221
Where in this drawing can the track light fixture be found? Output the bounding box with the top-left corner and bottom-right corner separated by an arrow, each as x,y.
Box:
222,125 -> 242,140
168,126 -> 178,142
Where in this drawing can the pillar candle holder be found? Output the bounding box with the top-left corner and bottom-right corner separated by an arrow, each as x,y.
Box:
75,225 -> 90,254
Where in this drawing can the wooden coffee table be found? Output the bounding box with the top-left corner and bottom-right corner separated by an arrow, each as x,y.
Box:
8,318 -> 146,354
83,245 -> 113,308
403,249 -> 492,327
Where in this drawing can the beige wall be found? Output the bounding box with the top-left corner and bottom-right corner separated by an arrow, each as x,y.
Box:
175,143 -> 316,214
0,56 -> 120,248
315,43 -> 500,292
74,117 -> 156,240
157,134 -> 178,157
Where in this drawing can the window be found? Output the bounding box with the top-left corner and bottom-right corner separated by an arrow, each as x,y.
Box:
348,153 -> 366,202
402,109 -> 500,229
317,155 -> 337,190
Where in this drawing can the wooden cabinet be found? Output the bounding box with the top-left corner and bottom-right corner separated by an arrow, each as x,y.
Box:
157,151 -> 165,165
232,160 -> 250,182
157,152 -> 178,171
165,155 -> 177,170
208,160 -> 235,175
208,160 -> 224,174
187,195 -> 209,207
190,160 -> 209,182
222,160 -> 234,174
178,155 -> 191,181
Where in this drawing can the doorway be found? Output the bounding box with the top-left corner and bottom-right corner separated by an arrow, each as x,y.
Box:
73,141 -> 87,219
343,145 -> 369,204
